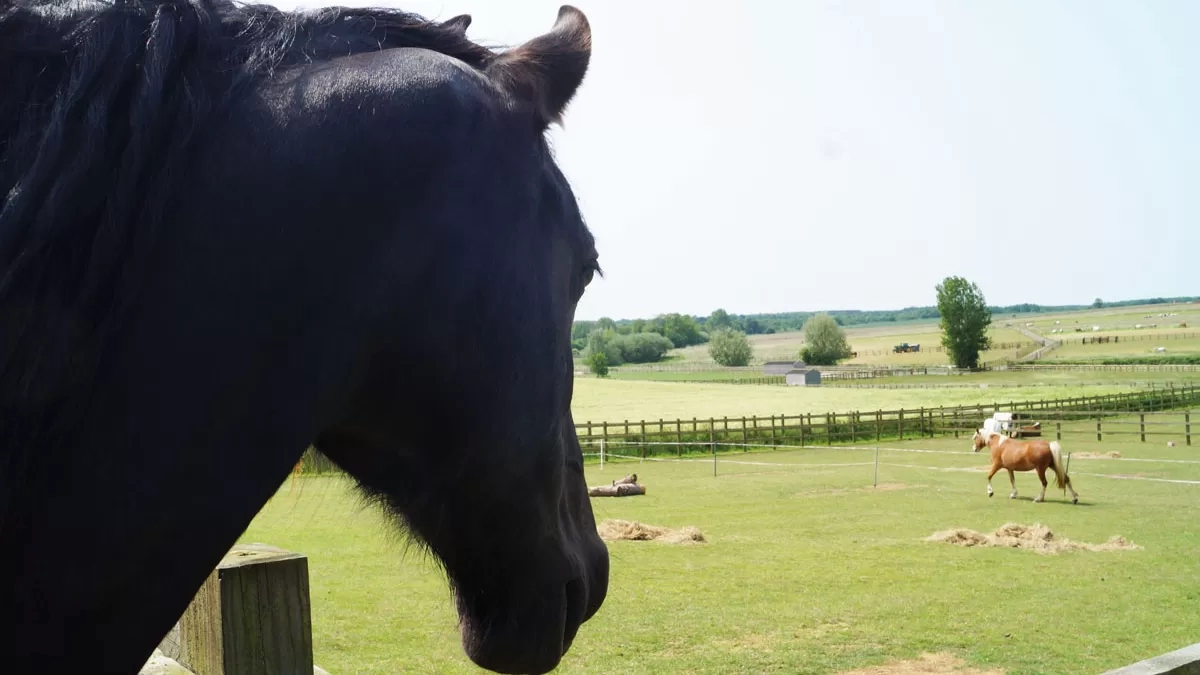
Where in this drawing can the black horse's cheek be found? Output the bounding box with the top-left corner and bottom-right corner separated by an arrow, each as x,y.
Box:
1,1 -> 598,673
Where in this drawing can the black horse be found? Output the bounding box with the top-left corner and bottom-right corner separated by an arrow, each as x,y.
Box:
0,1 -> 607,673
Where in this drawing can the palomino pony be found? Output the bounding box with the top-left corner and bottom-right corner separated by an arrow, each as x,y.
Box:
0,2 -> 607,673
972,428 -> 1080,504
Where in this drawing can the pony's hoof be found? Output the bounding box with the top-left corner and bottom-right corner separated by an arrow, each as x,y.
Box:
1073,497 -> 1079,504
988,491 -> 994,498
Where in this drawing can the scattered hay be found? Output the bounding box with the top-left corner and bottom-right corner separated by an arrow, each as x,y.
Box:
1073,451 -> 1122,459
837,652 -> 1005,675
597,519 -> 706,544
926,522 -> 1140,555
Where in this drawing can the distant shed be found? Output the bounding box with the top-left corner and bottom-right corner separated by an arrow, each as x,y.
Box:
785,369 -> 822,387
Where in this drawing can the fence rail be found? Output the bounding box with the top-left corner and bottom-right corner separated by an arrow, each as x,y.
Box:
295,386 -> 1199,474
571,386 -> 1199,459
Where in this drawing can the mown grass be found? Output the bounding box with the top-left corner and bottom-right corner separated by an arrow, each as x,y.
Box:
825,369 -> 1200,388
568,378 -> 1143,424
245,427 -> 1200,675
1046,336 -> 1200,362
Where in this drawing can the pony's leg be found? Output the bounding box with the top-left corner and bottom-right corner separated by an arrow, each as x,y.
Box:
1065,474 -> 1080,504
1034,466 -> 1048,503
1007,469 -> 1017,499
986,466 -> 999,497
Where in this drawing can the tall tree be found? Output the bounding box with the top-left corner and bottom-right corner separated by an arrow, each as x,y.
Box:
936,276 -> 992,369
799,313 -> 852,366
707,308 -> 733,331
708,328 -> 753,367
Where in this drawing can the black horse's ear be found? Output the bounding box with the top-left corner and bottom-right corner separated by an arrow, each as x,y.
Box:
440,14 -> 471,36
485,5 -> 591,129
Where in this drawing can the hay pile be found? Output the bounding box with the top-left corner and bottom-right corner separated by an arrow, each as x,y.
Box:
926,522 -> 1140,555
597,519 -> 705,544
1073,451 -> 1122,459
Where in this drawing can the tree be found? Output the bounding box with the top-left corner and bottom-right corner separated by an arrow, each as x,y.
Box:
707,309 -> 734,331
613,332 -> 674,363
1092,298 -> 1104,309
585,329 -> 623,366
708,328 -> 753,367
936,276 -> 993,369
652,313 -> 705,347
587,351 -> 609,377
799,313 -> 852,365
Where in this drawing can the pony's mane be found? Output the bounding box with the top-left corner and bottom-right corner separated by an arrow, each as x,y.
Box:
0,0 -> 501,516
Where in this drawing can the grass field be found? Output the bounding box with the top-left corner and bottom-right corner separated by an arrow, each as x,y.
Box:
567,378 -> 1142,424
1004,303 -> 1197,337
1045,335 -> 1200,362
825,369 -> 1200,388
245,424 -> 1200,674
662,324 -> 1030,368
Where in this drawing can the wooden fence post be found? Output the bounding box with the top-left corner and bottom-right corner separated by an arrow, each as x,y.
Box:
1056,421 -> 1061,441
741,416 -> 748,449
1140,414 -> 1146,443
875,410 -> 882,442
161,544 -> 314,675
898,410 -> 905,441
1097,415 -> 1103,442
1187,412 -> 1192,447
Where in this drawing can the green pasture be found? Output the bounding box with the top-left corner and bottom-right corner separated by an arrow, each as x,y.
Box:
245,423 -> 1200,675
825,369 -> 1200,388
1044,335 -> 1200,362
568,378 -> 1141,424
1004,303 -> 1197,336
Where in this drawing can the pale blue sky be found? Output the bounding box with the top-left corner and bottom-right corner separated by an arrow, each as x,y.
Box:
278,0 -> 1198,320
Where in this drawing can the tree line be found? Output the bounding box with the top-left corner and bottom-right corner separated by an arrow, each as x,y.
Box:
576,291 -> 1196,375
574,294 -> 1199,346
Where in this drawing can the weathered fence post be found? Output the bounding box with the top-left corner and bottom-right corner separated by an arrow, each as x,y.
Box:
1187,412 -> 1192,447
1097,415 -> 1103,442
161,544 -> 314,675
1140,414 -> 1146,443
709,419 -> 717,476
898,410 -> 905,441
1056,421 -> 1062,441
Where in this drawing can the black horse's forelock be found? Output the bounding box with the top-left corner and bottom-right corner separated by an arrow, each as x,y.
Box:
0,0 -> 501,516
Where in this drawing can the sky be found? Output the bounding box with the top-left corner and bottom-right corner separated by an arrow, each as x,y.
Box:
276,0 -> 1199,320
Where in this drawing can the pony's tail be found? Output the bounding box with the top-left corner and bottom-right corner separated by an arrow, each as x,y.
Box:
1049,441 -> 1068,491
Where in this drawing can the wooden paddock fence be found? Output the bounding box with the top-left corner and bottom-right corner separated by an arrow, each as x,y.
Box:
293,386 -> 1200,473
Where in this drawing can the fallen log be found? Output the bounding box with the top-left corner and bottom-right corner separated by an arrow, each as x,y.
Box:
588,483 -> 646,497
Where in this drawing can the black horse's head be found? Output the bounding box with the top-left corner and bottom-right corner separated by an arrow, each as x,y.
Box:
303,7 -> 607,673
0,2 -> 606,673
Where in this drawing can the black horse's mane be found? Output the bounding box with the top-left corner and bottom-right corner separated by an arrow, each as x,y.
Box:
0,0 -> 499,513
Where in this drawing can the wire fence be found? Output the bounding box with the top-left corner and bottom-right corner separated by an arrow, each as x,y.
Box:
293,386 -> 1199,476
580,437 -> 1200,487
